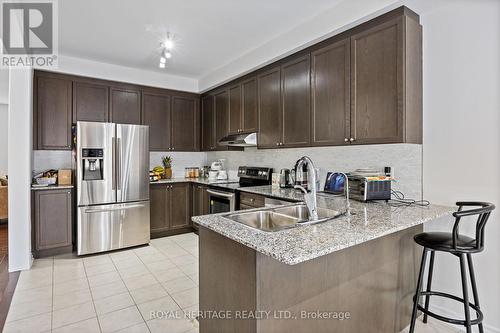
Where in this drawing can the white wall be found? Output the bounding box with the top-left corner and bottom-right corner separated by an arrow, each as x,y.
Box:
0,105 -> 8,176
48,55 -> 199,93
417,0 -> 500,331
8,68 -> 34,272
0,69 -> 8,176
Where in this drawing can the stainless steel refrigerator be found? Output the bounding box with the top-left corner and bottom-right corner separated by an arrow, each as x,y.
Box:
76,121 -> 150,255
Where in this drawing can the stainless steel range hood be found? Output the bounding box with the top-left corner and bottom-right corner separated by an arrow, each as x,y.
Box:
218,132 -> 257,147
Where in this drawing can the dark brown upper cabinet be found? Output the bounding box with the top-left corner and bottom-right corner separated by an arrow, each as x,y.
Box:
228,84 -> 242,135
350,15 -> 422,144
110,86 -> 141,124
73,80 -> 109,122
281,54 -> 311,147
257,66 -> 282,148
228,76 -> 258,135
34,72 -> 72,150
311,38 -> 351,146
204,6 -> 422,148
142,91 -> 171,151
214,89 -> 229,150
201,94 -> 216,151
171,95 -> 199,151
241,77 -> 258,133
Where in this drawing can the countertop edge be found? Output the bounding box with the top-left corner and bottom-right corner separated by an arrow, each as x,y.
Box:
192,203 -> 454,266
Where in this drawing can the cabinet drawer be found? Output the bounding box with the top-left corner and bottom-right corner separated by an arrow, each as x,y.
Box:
239,192 -> 265,208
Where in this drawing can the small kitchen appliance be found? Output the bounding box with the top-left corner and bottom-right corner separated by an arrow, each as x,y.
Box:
294,160 -> 308,189
279,168 -> 294,188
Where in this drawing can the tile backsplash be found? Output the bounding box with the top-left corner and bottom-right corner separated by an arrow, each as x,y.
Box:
209,144 -> 423,199
33,151 -> 208,180
33,144 -> 422,200
33,150 -> 73,174
150,152 -> 207,178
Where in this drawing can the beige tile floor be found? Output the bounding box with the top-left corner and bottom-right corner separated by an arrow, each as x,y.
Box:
3,231 -> 461,333
3,233 -> 199,333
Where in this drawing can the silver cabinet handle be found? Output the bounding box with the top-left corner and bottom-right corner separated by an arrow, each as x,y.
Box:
116,137 -> 121,190
207,189 -> 234,199
276,142 -> 280,146
85,203 -> 146,213
344,138 -> 348,142
350,138 -> 355,142
112,137 -> 116,190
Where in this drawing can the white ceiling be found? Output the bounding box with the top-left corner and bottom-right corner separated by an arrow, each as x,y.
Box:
59,0 -> 345,80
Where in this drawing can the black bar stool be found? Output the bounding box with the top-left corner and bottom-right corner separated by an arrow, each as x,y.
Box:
409,201 -> 495,333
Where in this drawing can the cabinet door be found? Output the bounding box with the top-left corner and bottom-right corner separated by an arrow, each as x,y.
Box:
311,39 -> 350,146
142,92 -> 171,151
150,185 -> 169,235
35,74 -> 72,150
34,189 -> 72,251
192,184 -> 209,216
257,67 -> 282,148
73,81 -> 109,122
201,95 -> 215,151
110,87 -> 142,124
170,183 -> 191,229
281,54 -> 311,147
350,17 -> 404,144
228,84 -> 242,135
242,77 -> 258,133
171,96 -> 198,151
214,90 -> 229,150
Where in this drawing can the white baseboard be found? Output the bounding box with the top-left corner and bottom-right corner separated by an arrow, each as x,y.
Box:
430,304 -> 500,333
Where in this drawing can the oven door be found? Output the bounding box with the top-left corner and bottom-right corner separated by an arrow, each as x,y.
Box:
207,189 -> 236,213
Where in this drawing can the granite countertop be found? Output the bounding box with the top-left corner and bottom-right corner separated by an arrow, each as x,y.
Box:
192,193 -> 454,265
237,185 -> 305,201
31,184 -> 74,191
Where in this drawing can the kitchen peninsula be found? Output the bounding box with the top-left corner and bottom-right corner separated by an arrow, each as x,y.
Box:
193,194 -> 453,333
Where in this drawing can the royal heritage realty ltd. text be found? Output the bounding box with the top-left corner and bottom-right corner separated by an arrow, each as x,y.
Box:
150,310 -> 352,320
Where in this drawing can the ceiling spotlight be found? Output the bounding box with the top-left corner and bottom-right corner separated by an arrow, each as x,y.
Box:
159,63 -> 165,69
164,38 -> 174,50
160,56 -> 166,64
164,50 -> 172,59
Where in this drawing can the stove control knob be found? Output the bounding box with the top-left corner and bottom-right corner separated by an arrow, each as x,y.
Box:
258,171 -> 263,176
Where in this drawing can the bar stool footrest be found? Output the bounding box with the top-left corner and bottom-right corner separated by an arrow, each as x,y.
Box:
416,291 -> 483,326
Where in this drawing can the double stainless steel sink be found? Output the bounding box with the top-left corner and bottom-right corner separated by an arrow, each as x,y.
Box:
225,204 -> 343,232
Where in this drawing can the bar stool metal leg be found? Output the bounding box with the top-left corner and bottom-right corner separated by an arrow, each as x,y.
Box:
459,254 -> 472,333
423,251 -> 435,324
467,253 -> 484,333
410,248 -> 428,333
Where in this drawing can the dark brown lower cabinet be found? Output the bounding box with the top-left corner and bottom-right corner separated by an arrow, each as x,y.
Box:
239,192 -> 265,209
32,189 -> 73,258
150,183 -> 192,238
192,184 -> 209,230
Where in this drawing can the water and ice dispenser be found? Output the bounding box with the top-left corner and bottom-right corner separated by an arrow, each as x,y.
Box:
82,148 -> 104,180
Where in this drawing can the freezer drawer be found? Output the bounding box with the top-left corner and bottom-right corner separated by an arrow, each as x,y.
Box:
77,201 -> 150,255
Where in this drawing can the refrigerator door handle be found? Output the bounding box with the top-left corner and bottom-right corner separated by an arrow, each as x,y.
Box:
84,203 -> 146,214
112,137 -> 116,190
116,137 -> 121,191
